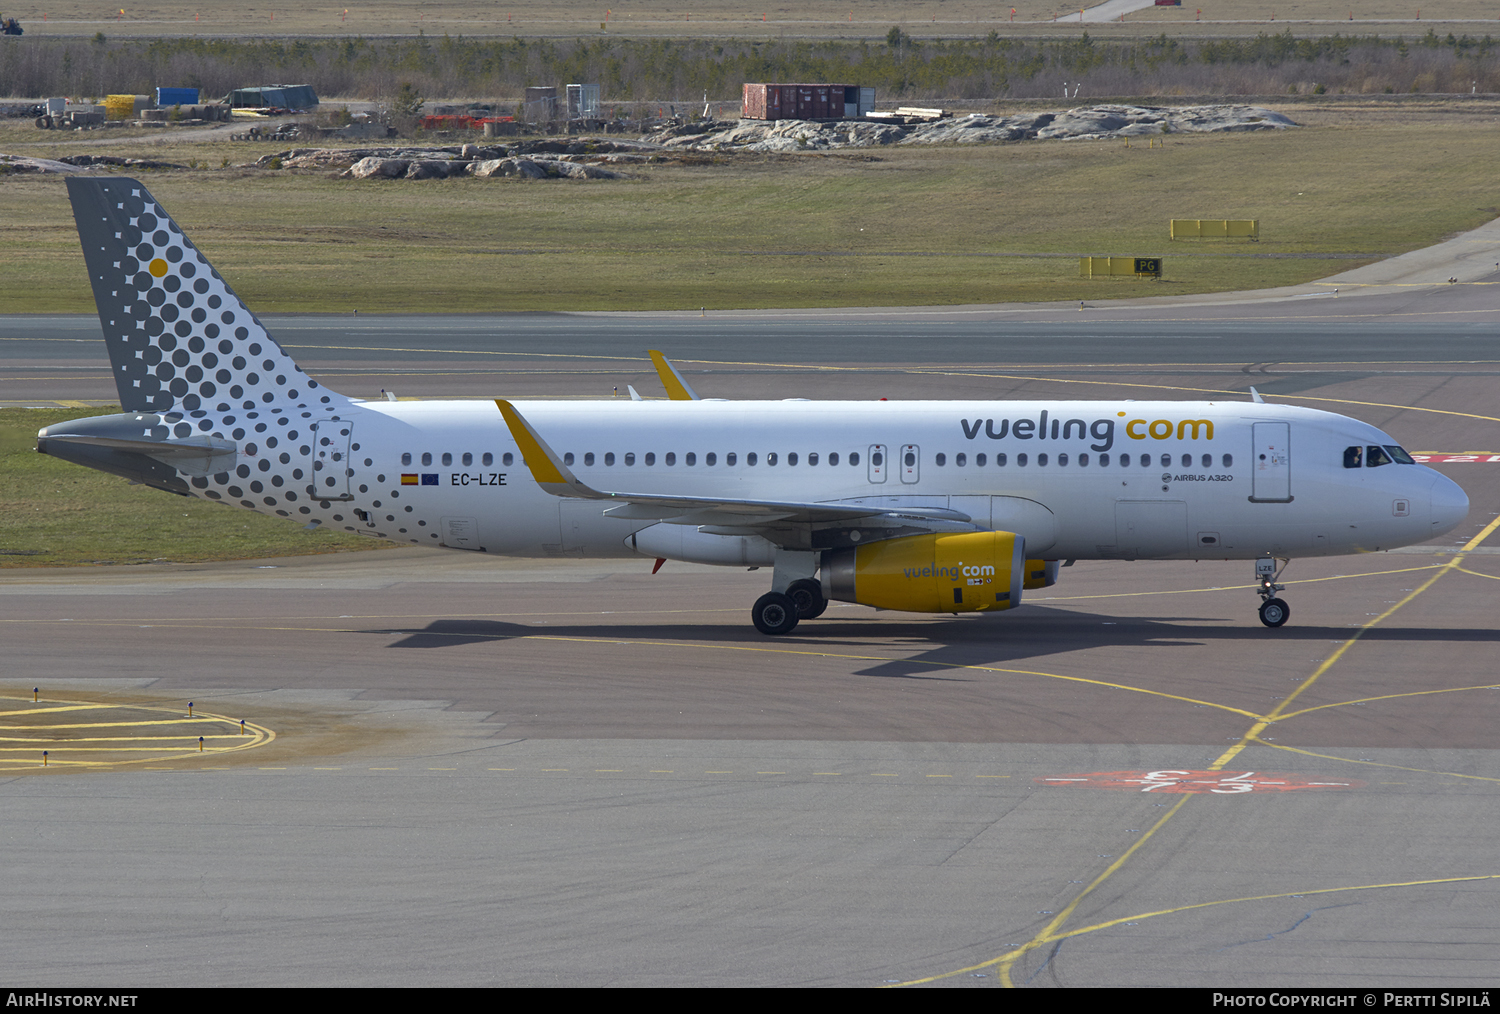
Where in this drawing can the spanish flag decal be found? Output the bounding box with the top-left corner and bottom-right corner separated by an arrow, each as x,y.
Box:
401,474 -> 419,485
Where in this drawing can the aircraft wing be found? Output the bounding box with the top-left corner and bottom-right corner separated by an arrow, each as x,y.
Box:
495,399 -> 973,531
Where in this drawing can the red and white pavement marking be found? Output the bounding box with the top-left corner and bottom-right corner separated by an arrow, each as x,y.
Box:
1411,454 -> 1500,463
1035,770 -> 1364,793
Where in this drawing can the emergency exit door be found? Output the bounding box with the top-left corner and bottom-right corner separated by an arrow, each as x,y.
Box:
1251,422 -> 1292,502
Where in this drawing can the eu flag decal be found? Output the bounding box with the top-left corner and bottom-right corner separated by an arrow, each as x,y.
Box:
421,474 -> 439,485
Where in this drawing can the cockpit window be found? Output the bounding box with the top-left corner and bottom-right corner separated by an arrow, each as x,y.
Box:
1366,445 -> 1394,467
1385,445 -> 1416,464
1343,445 -> 1363,469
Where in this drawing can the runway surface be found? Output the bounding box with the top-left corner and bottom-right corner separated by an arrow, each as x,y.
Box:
3,268 -> 1500,986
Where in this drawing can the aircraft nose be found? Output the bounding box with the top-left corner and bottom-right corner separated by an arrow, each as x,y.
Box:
1429,472 -> 1469,537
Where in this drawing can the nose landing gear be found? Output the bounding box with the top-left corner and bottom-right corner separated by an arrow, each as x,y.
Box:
1256,556 -> 1290,627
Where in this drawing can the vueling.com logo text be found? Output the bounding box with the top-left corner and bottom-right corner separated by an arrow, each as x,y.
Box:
1123,414 -> 1214,441
902,562 -> 996,579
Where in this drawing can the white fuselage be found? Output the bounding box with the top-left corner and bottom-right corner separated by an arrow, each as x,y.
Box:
275,398 -> 1467,564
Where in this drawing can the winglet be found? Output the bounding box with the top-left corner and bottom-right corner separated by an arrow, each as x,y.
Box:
648,350 -> 700,401
494,400 -> 607,499
1249,386 -> 1265,404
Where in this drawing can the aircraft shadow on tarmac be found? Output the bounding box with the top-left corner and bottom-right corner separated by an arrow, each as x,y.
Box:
367,609 -> 1500,682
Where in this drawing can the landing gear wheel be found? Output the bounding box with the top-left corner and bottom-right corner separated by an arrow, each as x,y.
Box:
1258,597 -> 1290,628
751,591 -> 800,635
785,578 -> 827,620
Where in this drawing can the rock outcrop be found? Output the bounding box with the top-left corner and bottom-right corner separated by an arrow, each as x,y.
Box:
642,105 -> 1296,152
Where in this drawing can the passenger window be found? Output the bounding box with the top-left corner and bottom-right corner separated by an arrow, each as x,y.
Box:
1181,454 -> 1191,467
956,452 -> 966,466
563,452 -> 574,465
705,452 -> 715,466
1099,453 -> 1109,466
1222,453 -> 1233,468
1160,454 -> 1171,467
1017,453 -> 1028,467
787,452 -> 797,465
482,452 -> 493,466
685,452 -> 696,466
645,452 -> 656,466
1201,454 -> 1211,468
935,453 -> 946,466
767,452 -> 778,466
421,452 -> 432,466
401,452 -> 412,466
1367,445 -> 1393,468
625,452 -> 635,465
462,452 -> 473,466
1058,453 -> 1068,466
996,453 -> 1007,466
828,452 -> 838,466
502,452 -> 513,466
1344,445 -> 1364,468
1078,453 -> 1088,466
849,451 -> 860,466
746,452 -> 757,466
727,452 -> 737,465
605,452 -> 615,465
664,452 -> 675,466
584,452 -> 595,466
1140,454 -> 1151,467
441,452 -> 453,466
1038,453 -> 1048,466
808,452 -> 818,465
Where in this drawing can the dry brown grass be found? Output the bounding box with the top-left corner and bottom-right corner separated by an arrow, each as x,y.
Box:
7,0 -> 1494,39
3,102 -> 1497,313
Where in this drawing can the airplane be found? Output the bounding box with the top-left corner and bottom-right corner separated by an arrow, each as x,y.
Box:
39,177 -> 1470,635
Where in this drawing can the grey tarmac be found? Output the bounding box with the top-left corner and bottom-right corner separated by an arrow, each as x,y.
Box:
2,232 -> 1500,987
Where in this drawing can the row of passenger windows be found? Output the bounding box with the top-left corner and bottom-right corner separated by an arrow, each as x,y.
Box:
1343,445 -> 1415,468
402,451 -> 494,467
931,451 -> 1233,469
560,450 -> 865,467
400,450 -> 1237,469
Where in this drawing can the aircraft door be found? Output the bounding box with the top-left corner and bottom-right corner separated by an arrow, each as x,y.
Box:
310,419 -> 353,500
867,444 -> 887,483
1251,422 -> 1292,502
899,444 -> 920,484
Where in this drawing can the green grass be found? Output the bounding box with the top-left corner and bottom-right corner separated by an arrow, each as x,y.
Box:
3,116 -> 1497,313
0,407 -> 395,568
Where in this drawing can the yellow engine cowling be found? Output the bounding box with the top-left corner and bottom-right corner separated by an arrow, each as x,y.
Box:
821,531 -> 1025,613
1024,559 -> 1060,589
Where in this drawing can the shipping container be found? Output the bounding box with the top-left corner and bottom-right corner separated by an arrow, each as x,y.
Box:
156,87 -> 200,107
742,82 -> 872,121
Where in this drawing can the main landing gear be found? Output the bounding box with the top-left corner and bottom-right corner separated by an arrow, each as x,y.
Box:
751,576 -> 827,635
1255,556 -> 1290,628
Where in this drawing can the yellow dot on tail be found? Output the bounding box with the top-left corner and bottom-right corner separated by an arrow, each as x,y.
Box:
149,258 -> 168,277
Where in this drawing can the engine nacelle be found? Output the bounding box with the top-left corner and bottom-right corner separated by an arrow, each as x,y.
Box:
821,531 -> 1025,613
1024,559 -> 1060,589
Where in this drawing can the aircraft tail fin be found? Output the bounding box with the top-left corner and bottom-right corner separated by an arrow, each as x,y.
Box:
65,176 -> 343,415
